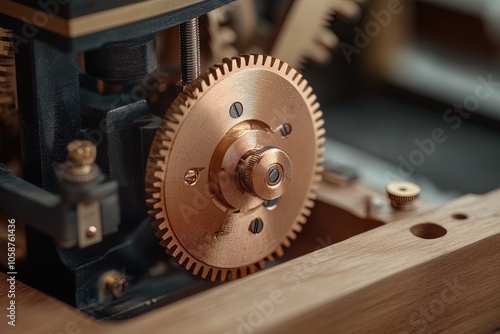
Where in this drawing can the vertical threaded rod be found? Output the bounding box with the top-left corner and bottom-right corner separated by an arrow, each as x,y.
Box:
179,18 -> 201,83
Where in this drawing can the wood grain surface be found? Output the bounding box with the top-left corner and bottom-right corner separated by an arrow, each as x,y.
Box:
1,190 -> 500,333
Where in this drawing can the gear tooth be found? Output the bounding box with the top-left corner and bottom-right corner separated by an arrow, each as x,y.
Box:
291,70 -> 301,82
165,241 -> 177,253
206,268 -> 216,281
145,198 -> 158,205
297,214 -> 308,224
293,222 -> 304,232
282,238 -> 291,248
155,220 -> 169,232
209,67 -> 219,81
178,103 -> 191,115
156,160 -> 165,168
274,245 -> 284,257
266,254 -> 275,262
313,163 -> 324,175
297,76 -> 308,91
304,85 -> 313,98
276,59 -> 286,73
259,54 -> 267,66
223,57 -> 234,72
172,250 -> 183,263
269,56 -> 277,68
301,207 -> 312,217
318,28 -> 338,49
187,261 -> 198,274
223,61 -> 232,76
165,113 -> 180,125
214,63 -> 225,76
287,230 -> 298,241
151,219 -> 162,230
199,72 -> 210,89
308,191 -> 318,201
147,208 -> 162,216
159,235 -> 172,248
152,202 -> 164,210
218,270 -> 227,281
184,86 -> 196,99
317,127 -> 326,138
230,269 -> 238,280
305,198 -> 315,208
177,252 -> 187,265
316,118 -> 325,129
234,55 -> 243,68
257,260 -> 266,270
194,87 -> 203,99
144,187 -> 157,195
197,265 -> 207,278
172,245 -> 183,258
313,108 -> 323,120
251,54 -> 259,65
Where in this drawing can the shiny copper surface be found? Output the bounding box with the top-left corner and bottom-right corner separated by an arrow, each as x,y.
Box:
146,55 -> 325,281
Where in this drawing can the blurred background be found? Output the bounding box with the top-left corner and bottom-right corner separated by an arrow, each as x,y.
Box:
314,0 -> 500,204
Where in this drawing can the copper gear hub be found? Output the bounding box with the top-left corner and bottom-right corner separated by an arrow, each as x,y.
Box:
146,55 -> 325,281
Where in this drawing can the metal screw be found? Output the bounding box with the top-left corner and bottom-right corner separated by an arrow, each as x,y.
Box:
229,102 -> 243,118
281,123 -> 292,137
263,198 -> 279,210
62,140 -> 99,183
268,168 -> 280,183
180,18 -> 201,83
184,169 -> 199,185
249,218 -> 264,234
86,226 -> 97,238
104,273 -> 128,299
67,140 -> 96,166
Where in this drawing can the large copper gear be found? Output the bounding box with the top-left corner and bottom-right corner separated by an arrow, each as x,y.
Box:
146,55 -> 325,281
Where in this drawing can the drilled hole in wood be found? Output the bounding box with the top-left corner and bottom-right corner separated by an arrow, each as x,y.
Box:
451,213 -> 468,220
410,223 -> 447,239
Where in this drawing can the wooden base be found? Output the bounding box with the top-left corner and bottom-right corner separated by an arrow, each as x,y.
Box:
1,188 -> 500,333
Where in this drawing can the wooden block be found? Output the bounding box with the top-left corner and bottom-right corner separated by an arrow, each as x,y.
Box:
1,189 -> 499,333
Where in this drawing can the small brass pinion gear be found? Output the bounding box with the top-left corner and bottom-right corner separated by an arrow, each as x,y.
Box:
146,55 -> 325,281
